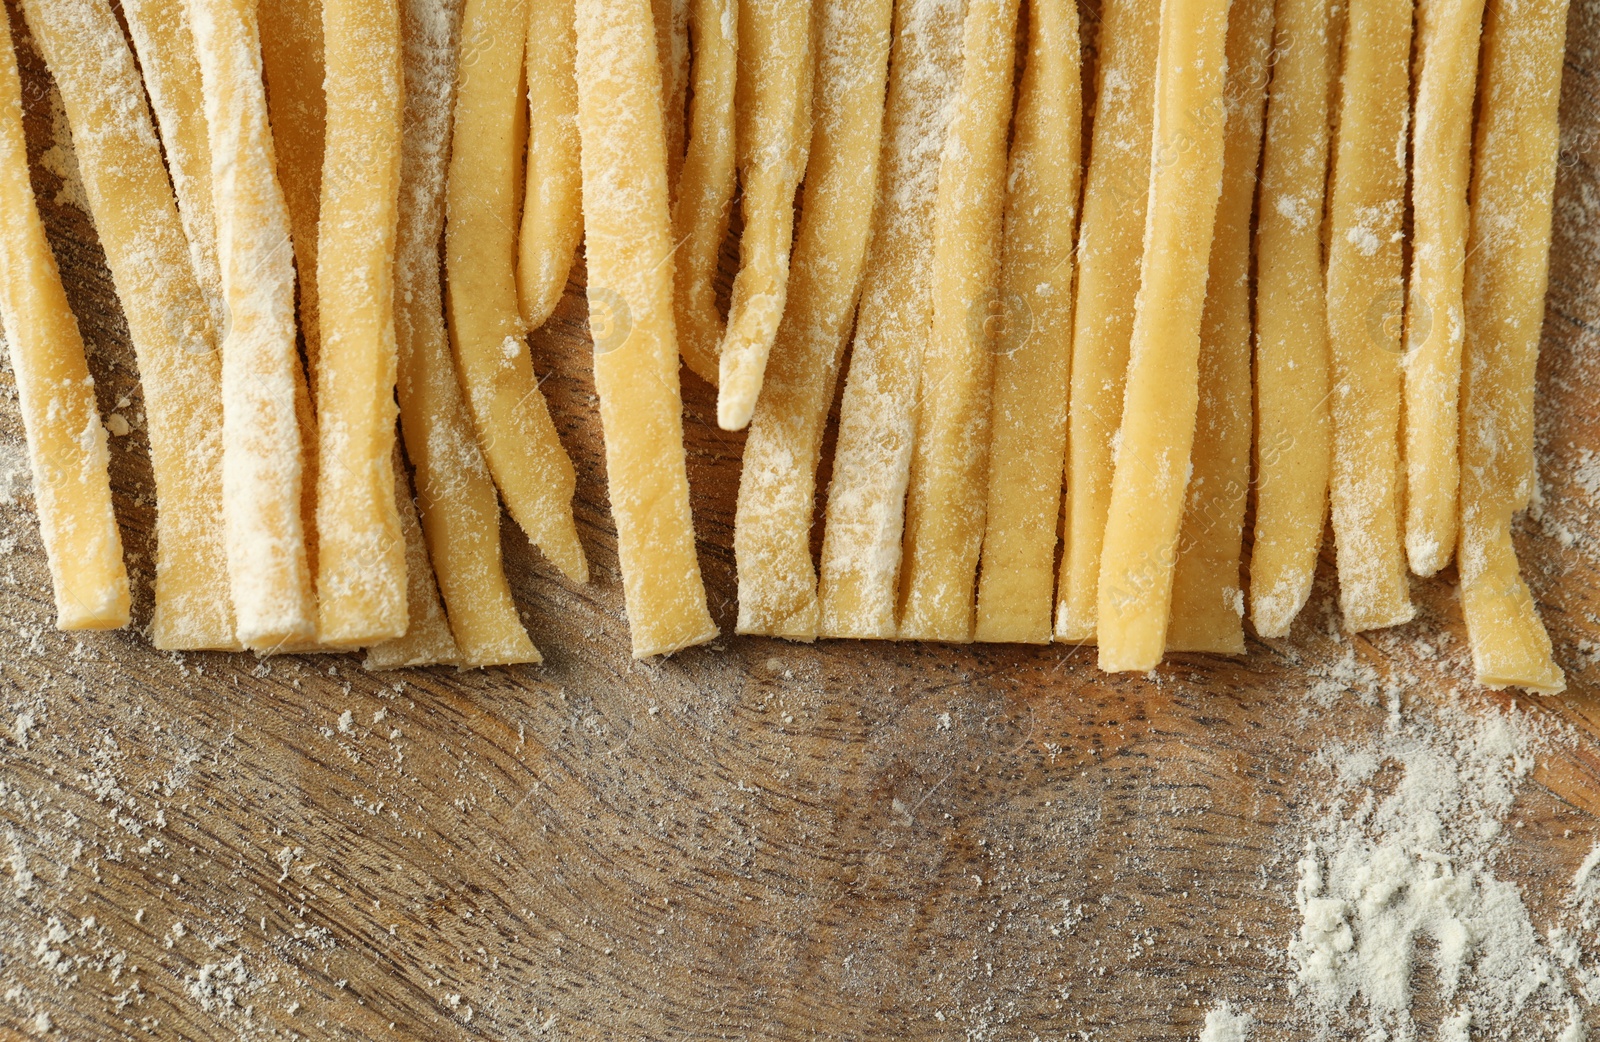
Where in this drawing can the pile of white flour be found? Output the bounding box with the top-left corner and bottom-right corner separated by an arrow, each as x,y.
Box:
1285,692 -> 1592,1040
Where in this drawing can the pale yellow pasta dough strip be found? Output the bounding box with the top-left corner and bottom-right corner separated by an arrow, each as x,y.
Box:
314,0 -> 407,646
714,0 -> 812,431
1096,0 -> 1230,673
397,0 -> 539,667
574,0 -> 718,657
517,0 -> 582,331
1325,0 -> 1415,633
365,448 -> 461,669
447,0 -> 587,584
190,0 -> 318,648
1249,0 -> 1336,638
671,0 -> 737,385
897,0 -> 1020,643
973,0 -> 1082,646
1457,0 -> 1568,694
1165,0 -> 1275,655
732,0 -> 894,640
1054,0 -> 1159,644
815,0 -> 965,640
122,0 -> 226,340
0,6 -> 127,631
1401,0 -> 1486,577
653,0 -> 689,192
259,0 -> 324,372
20,0 -> 232,648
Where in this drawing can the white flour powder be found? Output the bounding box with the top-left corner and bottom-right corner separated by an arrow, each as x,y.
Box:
1287,694 -> 1589,1040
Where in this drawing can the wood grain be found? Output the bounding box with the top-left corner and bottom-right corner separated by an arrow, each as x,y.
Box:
1,3 -> 1598,1038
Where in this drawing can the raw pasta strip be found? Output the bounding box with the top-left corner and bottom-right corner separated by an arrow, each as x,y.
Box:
259,0 -> 324,371
574,0 -> 718,657
815,0 -> 965,640
1401,0 -> 1486,577
897,0 -> 1020,643
654,0 -> 689,191
446,0 -> 587,583
714,0 -> 813,431
1457,0 -> 1568,693
190,0 -> 319,648
974,0 -> 1083,645
315,0 -> 407,645
1325,0 -> 1416,633
671,0 -> 737,385
517,0 -> 583,331
0,4 -> 127,631
396,0 -> 539,667
1249,0 -> 1336,637
365,448 -> 461,669
1096,0 -> 1230,672
1055,0 -> 1160,643
1165,0 -> 1274,654
122,0 -> 225,338
23,0 -> 232,649
732,0 -> 894,640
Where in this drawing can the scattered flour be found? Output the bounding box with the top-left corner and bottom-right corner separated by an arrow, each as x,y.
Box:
0,436 -> 30,506
38,88 -> 91,216
1198,1001 -> 1253,1042
1288,694 -> 1589,1039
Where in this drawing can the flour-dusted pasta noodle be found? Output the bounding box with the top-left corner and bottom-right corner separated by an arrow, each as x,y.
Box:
1249,0 -> 1337,638
1457,0 -> 1568,694
314,0 -> 408,646
671,0 -> 737,385
574,0 -> 718,657
517,0 -> 583,332
1401,0 -> 1487,577
714,0 -> 812,431
974,0 -> 1083,646
190,0 -> 319,648
447,0 -> 587,584
897,0 -> 1021,643
1325,0 -> 1416,633
1056,0 -> 1159,644
1165,0 -> 1275,655
733,0 -> 894,640
1096,0 -> 1231,672
0,2 -> 127,632
816,0 -> 964,640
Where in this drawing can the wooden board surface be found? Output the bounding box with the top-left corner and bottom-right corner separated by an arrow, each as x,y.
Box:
2,4 -> 1599,1039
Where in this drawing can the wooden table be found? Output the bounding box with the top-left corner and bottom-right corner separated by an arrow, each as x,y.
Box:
2,6 -> 1598,1039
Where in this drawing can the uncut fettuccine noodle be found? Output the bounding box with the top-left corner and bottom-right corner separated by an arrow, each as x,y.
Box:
733,0 -> 894,640
574,0 -> 718,657
314,0 -> 407,646
1325,0 -> 1416,633
1402,0 -> 1487,577
1457,0 -> 1568,694
672,0 -> 737,385
396,0 -> 539,666
517,0 -> 583,331
898,0 -> 1020,643
1249,0 -> 1337,637
122,0 -> 226,340
653,0 -> 689,191
1056,0 -> 1159,644
714,0 -> 812,431
0,2 -> 127,631
974,0 -> 1082,646
23,0 -> 233,650
816,0 -> 964,640
1165,0 -> 1275,655
446,0 -> 587,584
190,0 -> 318,649
1096,0 -> 1231,672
